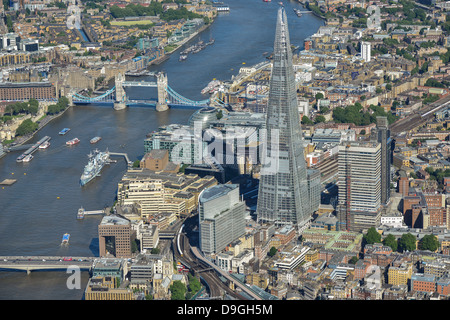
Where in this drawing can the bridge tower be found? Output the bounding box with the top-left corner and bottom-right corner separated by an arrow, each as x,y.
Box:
67,91 -> 75,107
156,72 -> 169,112
114,72 -> 127,110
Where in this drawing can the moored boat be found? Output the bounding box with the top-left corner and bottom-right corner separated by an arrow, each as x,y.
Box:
77,207 -> 85,219
39,141 -> 50,149
80,149 -> 110,186
22,154 -> 33,162
66,138 -> 80,146
16,154 -> 25,162
293,8 -> 302,16
201,79 -> 221,95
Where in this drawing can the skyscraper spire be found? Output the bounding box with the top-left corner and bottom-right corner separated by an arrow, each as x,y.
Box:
256,8 -> 314,231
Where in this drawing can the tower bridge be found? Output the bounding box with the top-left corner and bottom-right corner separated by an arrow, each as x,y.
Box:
71,72 -> 213,111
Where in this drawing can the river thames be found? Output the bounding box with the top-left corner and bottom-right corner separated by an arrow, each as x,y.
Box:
0,0 -> 323,299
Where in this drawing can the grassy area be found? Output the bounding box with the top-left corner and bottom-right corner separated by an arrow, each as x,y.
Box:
110,20 -> 154,26
164,44 -> 178,53
2,139 -> 15,145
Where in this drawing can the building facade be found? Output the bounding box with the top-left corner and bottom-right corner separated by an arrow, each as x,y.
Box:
98,215 -> 133,258
361,41 -> 371,63
257,8 -> 317,232
199,184 -> 246,255
372,116 -> 392,207
0,82 -> 56,100
337,141 -> 382,232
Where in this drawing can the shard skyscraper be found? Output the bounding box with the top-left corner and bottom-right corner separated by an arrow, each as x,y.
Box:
257,8 -> 316,232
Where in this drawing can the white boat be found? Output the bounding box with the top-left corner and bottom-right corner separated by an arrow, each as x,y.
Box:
39,141 -> 50,149
66,138 -> 80,146
22,154 -> 33,162
201,80 -> 221,95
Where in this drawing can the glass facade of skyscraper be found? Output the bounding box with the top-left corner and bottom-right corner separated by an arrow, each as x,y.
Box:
257,8 -> 315,231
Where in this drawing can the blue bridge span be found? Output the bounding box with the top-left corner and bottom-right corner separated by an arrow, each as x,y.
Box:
71,72 -> 220,110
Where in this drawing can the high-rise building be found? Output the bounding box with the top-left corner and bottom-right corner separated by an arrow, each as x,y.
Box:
256,8 -> 317,232
361,41 -> 371,62
371,116 -> 392,206
199,184 -> 246,255
98,215 -> 133,258
337,141 -> 382,232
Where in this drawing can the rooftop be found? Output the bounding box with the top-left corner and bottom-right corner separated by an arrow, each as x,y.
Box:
100,215 -> 130,226
199,184 -> 238,203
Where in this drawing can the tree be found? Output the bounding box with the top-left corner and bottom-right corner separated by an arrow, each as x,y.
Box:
349,256 -> 358,264
170,280 -> 186,300
363,227 -> 382,246
131,240 -> 139,253
58,97 -> 69,108
383,234 -> 398,252
315,92 -> 324,100
15,119 -> 38,136
398,233 -> 417,252
301,115 -> 313,125
268,246 -> 277,257
187,273 -> 201,295
315,115 -> 326,123
28,99 -> 39,115
418,234 -> 439,252
319,106 -> 329,114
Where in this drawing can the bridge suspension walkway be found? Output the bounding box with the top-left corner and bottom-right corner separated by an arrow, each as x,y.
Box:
71,72 -> 213,110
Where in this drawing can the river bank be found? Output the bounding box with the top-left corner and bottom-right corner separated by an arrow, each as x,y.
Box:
150,18 -> 216,66
4,104 -> 71,149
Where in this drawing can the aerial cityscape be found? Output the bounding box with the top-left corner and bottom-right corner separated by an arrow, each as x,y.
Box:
2,0 -> 450,305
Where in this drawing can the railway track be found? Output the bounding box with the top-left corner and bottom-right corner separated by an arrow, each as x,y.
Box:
390,94 -> 450,135
173,231 -> 246,300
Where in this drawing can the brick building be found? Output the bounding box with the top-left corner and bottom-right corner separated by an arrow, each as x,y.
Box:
0,82 -> 57,100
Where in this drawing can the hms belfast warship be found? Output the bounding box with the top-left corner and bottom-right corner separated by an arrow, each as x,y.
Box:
80,149 -> 110,186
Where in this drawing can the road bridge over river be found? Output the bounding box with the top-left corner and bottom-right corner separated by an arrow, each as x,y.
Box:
0,256 -> 96,274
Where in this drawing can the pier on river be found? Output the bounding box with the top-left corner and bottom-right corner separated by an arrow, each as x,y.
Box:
13,136 -> 51,162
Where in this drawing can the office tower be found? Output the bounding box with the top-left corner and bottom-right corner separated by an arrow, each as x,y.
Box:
307,169 -> 321,214
373,116 -> 392,206
256,8 -> 315,232
98,215 -> 133,258
337,141 -> 381,232
199,184 -> 246,255
361,41 -> 371,62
